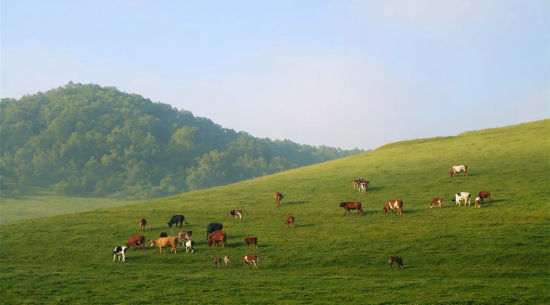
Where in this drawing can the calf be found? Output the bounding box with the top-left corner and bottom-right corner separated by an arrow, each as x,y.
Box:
383,200 -> 403,215
389,256 -> 404,269
243,255 -> 258,268
453,192 -> 471,206
274,192 -> 285,206
358,181 -> 369,192
125,235 -> 145,250
149,237 -> 178,254
230,209 -> 242,219
112,245 -> 128,263
245,237 -> 258,248
213,257 -> 222,267
475,196 -> 482,208
138,218 -> 147,231
478,191 -> 491,202
430,197 -> 443,208
339,202 -> 364,215
167,215 -> 188,228
185,239 -> 195,253
285,216 -> 295,228
224,256 -> 231,267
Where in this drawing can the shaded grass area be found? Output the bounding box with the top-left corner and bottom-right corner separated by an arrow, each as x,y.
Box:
1,120 -> 549,304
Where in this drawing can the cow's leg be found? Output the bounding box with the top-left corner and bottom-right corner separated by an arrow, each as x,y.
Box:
113,254 -> 116,262
122,253 -> 125,262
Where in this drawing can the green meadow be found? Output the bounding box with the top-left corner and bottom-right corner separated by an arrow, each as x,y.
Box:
1,120 -> 549,304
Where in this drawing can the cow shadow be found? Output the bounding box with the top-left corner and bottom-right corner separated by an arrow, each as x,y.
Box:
297,223 -> 314,228
365,186 -> 383,191
286,200 -> 307,205
488,199 -> 507,203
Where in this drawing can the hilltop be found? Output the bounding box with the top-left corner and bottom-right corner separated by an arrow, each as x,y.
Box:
1,119 -> 549,304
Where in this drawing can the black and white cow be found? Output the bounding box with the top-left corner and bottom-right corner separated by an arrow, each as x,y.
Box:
452,192 -> 471,206
185,239 -> 195,253
113,245 -> 128,262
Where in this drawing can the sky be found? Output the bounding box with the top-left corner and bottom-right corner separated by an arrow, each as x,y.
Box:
1,0 -> 549,150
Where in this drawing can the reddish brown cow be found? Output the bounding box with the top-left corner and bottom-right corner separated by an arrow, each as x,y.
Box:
213,257 -> 222,267
245,237 -> 258,248
383,200 -> 403,215
243,255 -> 258,268
339,202 -> 364,215
126,235 -> 145,250
230,209 -> 242,219
138,218 -> 147,231
274,192 -> 285,206
285,216 -> 295,228
208,230 -> 226,248
389,256 -> 404,269
430,197 -> 443,208
477,191 -> 491,202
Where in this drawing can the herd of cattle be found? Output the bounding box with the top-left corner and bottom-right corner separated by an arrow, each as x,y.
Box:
113,164 -> 488,270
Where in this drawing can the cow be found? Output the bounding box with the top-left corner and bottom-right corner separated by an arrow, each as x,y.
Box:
213,257 -> 222,267
159,232 -> 168,237
184,239 -> 195,253
353,178 -> 368,191
383,200 -> 403,215
285,216 -> 295,228
245,237 -> 258,248
206,223 -> 223,240
274,192 -> 285,206
223,256 -> 231,267
475,196 -> 482,208
339,201 -> 364,215
430,197 -> 443,208
112,245 -> 128,263
138,218 -> 147,231
230,209 -> 242,219
358,181 -> 369,192
177,231 -> 192,245
478,191 -> 491,202
449,165 -> 467,177
167,215 -> 188,228
208,230 -> 226,248
125,235 -> 145,250
243,255 -> 258,268
452,192 -> 471,206
149,237 -> 177,253
389,256 -> 404,269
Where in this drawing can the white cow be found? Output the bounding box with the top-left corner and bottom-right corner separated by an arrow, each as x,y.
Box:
453,192 -> 471,206
449,165 -> 467,177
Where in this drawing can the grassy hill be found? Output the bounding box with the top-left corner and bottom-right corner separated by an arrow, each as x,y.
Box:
1,119 -> 549,304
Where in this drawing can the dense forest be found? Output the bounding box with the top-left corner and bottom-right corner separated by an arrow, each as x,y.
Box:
0,83 -> 363,199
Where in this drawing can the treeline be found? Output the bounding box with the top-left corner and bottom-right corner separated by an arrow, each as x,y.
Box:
0,83 -> 363,199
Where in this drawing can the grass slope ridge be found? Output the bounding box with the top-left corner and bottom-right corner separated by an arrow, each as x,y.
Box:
1,119 -> 549,305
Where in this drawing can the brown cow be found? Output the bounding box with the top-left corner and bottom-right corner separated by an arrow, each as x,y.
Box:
213,257 -> 222,267
223,256 -> 231,267
383,200 -> 403,215
274,192 -> 285,206
138,218 -> 147,231
478,191 -> 491,202
126,235 -> 145,250
339,202 -> 364,215
243,255 -> 258,268
430,197 -> 443,208
245,237 -> 258,248
389,256 -> 404,269
208,230 -> 226,248
149,237 -> 177,254
285,216 -> 295,228
230,209 -> 242,219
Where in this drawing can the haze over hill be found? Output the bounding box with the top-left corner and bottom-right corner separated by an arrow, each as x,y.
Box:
0,83 -> 362,199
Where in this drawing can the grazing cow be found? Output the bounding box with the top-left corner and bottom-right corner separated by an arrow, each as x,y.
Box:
353,178 -> 369,191
184,239 -> 195,253
159,232 -> 168,237
339,201 -> 364,215
478,191 -> 491,202
206,223 -> 223,240
285,216 -> 295,228
112,245 -> 128,263
167,215 -> 188,228
177,231 -> 192,245
430,197 -> 443,208
245,237 -> 258,248
138,218 -> 147,231
449,165 -> 467,177
383,200 -> 403,215
213,257 -> 222,267
224,256 -> 231,267
274,192 -> 285,206
389,256 -> 404,269
149,237 -> 177,254
230,209 -> 242,219
125,235 -> 145,250
475,196 -> 482,208
243,255 -> 258,268
208,230 -> 226,248
452,192 -> 471,206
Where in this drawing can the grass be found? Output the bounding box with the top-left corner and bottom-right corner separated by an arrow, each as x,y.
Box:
1,119 -> 549,304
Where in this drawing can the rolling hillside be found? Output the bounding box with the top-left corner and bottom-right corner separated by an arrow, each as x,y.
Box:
1,119 -> 549,304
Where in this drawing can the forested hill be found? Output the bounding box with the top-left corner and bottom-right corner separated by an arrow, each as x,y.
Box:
0,83 -> 363,199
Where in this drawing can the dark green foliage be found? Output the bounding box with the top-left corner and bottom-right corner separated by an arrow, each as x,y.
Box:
0,82 -> 362,198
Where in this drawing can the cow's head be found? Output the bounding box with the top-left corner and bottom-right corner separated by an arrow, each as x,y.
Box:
167,222 -> 173,227
149,240 -> 157,248
383,206 -> 388,213
339,202 -> 346,207
449,169 -> 455,177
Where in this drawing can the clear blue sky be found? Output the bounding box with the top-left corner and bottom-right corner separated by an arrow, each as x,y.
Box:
2,0 -> 549,149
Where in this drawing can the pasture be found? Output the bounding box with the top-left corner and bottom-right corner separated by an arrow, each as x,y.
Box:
1,120 -> 549,304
